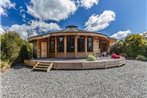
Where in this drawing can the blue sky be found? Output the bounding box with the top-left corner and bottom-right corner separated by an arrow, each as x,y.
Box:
0,0 -> 146,39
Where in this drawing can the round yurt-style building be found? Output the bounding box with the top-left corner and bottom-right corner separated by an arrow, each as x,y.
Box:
25,25 -> 125,71
28,25 -> 116,59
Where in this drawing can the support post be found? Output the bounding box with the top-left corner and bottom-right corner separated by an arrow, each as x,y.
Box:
75,35 -> 78,58
37,39 -> 40,58
64,36 -> 67,58
85,36 -> 87,56
55,36 -> 57,57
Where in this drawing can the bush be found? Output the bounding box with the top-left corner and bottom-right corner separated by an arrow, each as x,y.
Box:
124,34 -> 146,58
1,32 -> 24,63
136,55 -> 147,61
120,53 -> 128,58
110,41 -> 124,55
143,45 -> 147,57
87,54 -> 96,61
1,32 -> 33,66
13,44 -> 32,64
0,61 -> 10,71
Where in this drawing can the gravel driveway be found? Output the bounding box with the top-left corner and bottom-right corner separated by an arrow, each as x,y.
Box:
1,60 -> 147,98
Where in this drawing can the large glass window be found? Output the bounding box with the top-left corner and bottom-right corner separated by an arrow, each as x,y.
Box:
33,41 -> 37,58
57,36 -> 64,52
49,37 -> 55,53
78,36 -> 85,52
87,37 -> 93,52
67,36 -> 75,52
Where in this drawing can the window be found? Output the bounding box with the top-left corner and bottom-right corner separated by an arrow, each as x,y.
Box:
49,37 -> 55,52
78,36 -> 85,52
33,41 -> 37,58
57,36 -> 64,52
67,36 -> 75,52
87,37 -> 93,52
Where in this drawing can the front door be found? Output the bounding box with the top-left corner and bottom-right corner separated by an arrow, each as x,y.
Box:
41,42 -> 47,58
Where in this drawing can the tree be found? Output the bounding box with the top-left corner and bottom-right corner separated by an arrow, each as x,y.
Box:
124,34 -> 147,58
1,32 -> 24,62
1,32 -> 32,64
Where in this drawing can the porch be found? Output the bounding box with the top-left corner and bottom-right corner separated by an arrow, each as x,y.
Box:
24,57 -> 126,71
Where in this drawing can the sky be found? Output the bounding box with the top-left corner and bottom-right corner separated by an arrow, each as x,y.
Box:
0,0 -> 146,39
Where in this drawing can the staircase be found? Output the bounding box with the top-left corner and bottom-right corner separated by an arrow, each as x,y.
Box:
32,62 -> 53,72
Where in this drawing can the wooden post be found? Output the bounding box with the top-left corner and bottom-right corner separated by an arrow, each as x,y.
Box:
37,39 -> 40,58
55,36 -> 57,57
92,36 -> 96,56
64,36 -> 67,58
107,41 -> 111,53
75,35 -> 78,58
48,37 -> 49,58
85,36 -> 87,56
97,38 -> 100,53
93,37 -> 98,56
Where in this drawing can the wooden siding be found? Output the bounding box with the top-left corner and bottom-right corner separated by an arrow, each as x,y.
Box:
35,34 -> 113,58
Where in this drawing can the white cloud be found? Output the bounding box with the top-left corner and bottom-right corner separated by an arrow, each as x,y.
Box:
19,6 -> 26,20
80,0 -> 99,9
22,14 -> 26,19
0,26 -> 5,34
30,20 -> 61,32
111,30 -> 132,40
27,0 -> 77,21
9,24 -> 30,39
8,21 -> 61,39
85,10 -> 116,31
0,0 -> 15,15
140,32 -> 147,38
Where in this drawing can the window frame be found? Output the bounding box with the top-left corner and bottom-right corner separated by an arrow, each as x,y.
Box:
87,36 -> 93,52
67,36 -> 75,52
49,36 -> 55,53
78,36 -> 85,52
57,36 -> 64,52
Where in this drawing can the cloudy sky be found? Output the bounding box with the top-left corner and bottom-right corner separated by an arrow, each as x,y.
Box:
0,0 -> 146,39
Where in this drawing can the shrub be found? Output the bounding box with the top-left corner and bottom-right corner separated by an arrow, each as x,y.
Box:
143,45 -> 147,57
136,55 -> 146,61
0,61 -> 10,71
1,32 -> 24,63
87,54 -> 96,61
110,41 -> 124,55
1,32 -> 33,66
13,44 -> 32,64
124,34 -> 146,58
120,53 -> 128,58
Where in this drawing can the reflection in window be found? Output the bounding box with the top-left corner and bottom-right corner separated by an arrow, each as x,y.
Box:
87,37 -> 93,52
78,36 -> 85,52
49,37 -> 55,53
57,36 -> 64,52
33,41 -> 37,58
67,36 -> 75,52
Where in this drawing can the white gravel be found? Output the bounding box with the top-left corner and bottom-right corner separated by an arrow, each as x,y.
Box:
1,60 -> 147,98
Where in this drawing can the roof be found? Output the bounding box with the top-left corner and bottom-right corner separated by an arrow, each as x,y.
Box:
28,25 -> 110,41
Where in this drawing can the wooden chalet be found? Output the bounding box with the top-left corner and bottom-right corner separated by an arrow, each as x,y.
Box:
28,25 -> 116,58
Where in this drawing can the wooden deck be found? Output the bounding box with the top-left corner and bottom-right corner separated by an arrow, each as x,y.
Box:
24,57 -> 125,70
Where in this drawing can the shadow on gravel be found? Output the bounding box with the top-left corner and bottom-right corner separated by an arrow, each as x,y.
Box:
11,63 -> 32,69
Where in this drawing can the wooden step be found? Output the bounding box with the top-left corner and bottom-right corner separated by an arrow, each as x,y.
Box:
32,62 -> 53,72
35,65 -> 49,68
47,62 -> 53,72
33,67 -> 48,71
38,63 -> 52,65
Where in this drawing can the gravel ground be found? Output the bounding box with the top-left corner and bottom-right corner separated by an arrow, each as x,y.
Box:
1,60 -> 147,98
